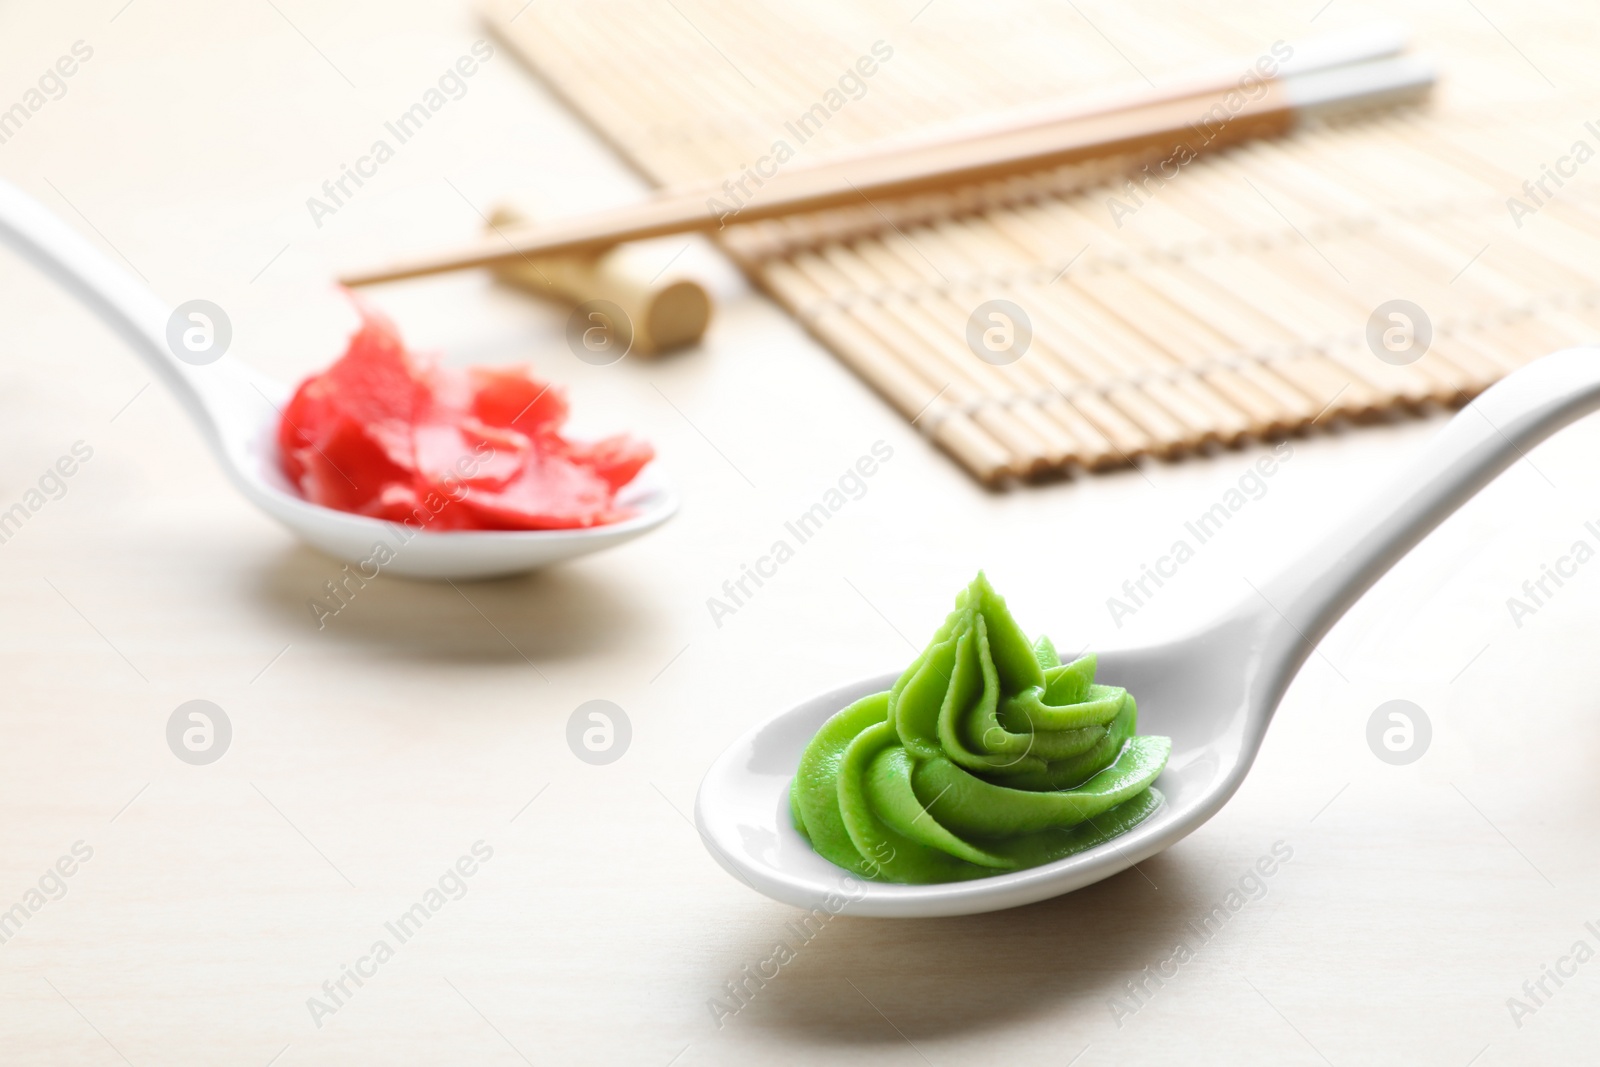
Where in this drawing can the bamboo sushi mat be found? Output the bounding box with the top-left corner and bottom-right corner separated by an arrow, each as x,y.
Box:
483,0 -> 1600,483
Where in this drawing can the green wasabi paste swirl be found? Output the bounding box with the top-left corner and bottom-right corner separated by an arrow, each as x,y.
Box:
791,573 -> 1170,883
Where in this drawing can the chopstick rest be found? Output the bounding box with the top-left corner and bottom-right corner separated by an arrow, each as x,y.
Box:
487,206 -> 711,356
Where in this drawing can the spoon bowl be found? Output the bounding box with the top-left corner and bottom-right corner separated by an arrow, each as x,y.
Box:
696,622 -> 1256,918
698,350 -> 1600,916
232,393 -> 677,579
0,178 -> 676,580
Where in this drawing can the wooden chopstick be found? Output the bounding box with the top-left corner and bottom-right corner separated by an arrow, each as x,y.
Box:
341,32 -> 1433,287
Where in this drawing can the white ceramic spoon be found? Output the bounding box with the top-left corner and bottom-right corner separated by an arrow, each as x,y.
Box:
698,349 -> 1600,917
0,178 -> 676,580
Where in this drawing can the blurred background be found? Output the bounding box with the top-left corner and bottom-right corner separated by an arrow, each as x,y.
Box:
2,1 -> 1598,1064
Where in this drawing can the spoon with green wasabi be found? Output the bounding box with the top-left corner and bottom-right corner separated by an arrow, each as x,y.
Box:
697,348 -> 1600,917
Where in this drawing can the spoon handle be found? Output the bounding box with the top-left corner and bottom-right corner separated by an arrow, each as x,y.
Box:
0,177 -> 246,451
1257,348 -> 1600,673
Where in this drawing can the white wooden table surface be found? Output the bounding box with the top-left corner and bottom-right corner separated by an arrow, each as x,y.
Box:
1,2 -> 1597,1064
